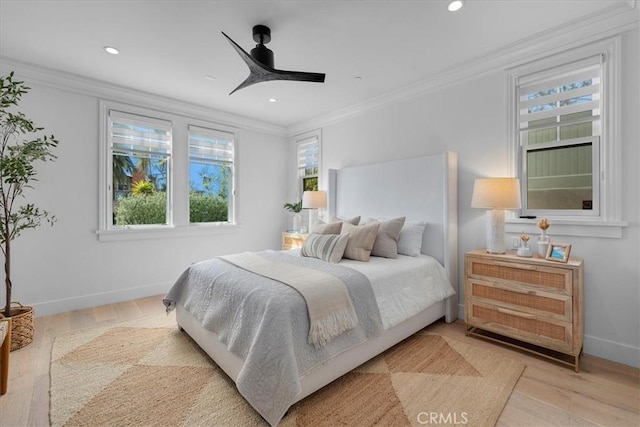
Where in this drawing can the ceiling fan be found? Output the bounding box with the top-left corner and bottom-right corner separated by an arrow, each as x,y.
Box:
222,25 -> 326,95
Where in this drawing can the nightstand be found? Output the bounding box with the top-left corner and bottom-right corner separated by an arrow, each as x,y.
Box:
464,249 -> 584,371
282,232 -> 308,250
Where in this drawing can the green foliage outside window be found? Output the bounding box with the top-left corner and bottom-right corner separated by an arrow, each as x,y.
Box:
303,176 -> 318,191
189,192 -> 228,223
115,191 -> 228,225
132,180 -> 154,195
115,192 -> 167,225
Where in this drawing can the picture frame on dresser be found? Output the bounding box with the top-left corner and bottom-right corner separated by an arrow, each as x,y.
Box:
546,242 -> 572,262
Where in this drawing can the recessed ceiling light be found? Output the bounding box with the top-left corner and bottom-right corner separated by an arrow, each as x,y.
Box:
103,46 -> 119,55
269,98 -> 277,103
448,0 -> 464,12
204,75 -> 217,81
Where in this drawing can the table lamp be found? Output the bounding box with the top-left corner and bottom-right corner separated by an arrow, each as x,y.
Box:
471,178 -> 521,254
302,190 -> 327,233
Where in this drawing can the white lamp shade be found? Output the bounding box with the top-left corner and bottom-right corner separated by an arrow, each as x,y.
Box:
472,178 -> 521,254
302,191 -> 327,209
471,178 -> 522,209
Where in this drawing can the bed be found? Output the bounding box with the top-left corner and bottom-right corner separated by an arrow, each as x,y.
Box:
165,151 -> 458,426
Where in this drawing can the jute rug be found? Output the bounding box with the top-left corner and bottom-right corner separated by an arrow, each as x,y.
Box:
50,314 -> 524,426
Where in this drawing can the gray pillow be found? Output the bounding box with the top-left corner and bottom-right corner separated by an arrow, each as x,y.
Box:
366,217 -> 406,258
301,233 -> 349,263
312,221 -> 343,234
341,222 -> 380,262
330,216 -> 361,225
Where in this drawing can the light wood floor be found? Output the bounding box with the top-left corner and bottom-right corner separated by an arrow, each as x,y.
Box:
1,294 -> 638,427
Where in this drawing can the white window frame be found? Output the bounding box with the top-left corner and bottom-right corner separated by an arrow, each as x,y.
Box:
102,105 -> 174,230
188,124 -> 236,225
98,100 -> 239,241
506,37 -> 627,238
295,129 -> 322,197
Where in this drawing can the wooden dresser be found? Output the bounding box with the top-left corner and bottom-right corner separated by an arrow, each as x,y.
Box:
464,249 -> 584,371
281,232 -> 308,250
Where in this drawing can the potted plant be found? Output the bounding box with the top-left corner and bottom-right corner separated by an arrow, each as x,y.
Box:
0,72 -> 59,350
283,200 -> 303,232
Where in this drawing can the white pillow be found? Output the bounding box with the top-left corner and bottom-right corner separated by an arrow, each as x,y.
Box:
397,221 -> 427,257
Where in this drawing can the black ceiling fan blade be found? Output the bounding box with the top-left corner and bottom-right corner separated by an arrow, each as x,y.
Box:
269,69 -> 325,84
222,31 -> 325,95
222,31 -> 274,94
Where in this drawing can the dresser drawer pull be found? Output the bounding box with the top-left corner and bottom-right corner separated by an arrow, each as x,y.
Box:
496,307 -> 536,319
494,261 -> 537,270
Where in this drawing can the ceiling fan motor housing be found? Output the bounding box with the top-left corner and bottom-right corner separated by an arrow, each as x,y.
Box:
251,25 -> 274,68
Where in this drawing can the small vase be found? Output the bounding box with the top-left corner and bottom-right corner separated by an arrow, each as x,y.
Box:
537,230 -> 550,257
517,241 -> 532,257
292,213 -> 302,232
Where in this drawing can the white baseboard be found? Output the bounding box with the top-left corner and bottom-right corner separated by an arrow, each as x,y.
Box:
31,282 -> 171,317
458,303 -> 638,368
584,334 -> 640,368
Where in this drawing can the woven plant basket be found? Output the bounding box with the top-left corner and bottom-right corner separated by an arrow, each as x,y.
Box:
0,302 -> 35,351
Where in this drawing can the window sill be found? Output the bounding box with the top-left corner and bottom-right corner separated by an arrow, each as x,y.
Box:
96,223 -> 241,242
505,218 -> 627,239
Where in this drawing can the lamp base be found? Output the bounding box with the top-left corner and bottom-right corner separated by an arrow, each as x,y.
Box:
485,209 -> 506,254
308,209 -> 314,233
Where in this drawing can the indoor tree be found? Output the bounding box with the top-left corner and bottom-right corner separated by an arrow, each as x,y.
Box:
0,72 -> 59,317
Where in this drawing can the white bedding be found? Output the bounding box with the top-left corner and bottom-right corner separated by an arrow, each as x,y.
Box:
287,250 -> 455,330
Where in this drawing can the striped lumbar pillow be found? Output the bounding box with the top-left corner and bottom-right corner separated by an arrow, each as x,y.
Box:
301,233 -> 350,263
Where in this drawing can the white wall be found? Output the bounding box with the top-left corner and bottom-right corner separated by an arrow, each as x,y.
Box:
315,30 -> 639,367
0,73 -> 289,317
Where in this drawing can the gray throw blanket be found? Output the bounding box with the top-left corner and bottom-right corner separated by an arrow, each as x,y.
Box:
220,252 -> 358,347
163,250 -> 383,426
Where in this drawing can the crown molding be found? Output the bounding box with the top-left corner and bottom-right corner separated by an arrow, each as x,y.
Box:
2,2 -> 636,139
287,2 -> 639,136
0,57 -> 288,137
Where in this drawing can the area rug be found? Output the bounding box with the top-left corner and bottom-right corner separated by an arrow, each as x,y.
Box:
50,314 -> 525,426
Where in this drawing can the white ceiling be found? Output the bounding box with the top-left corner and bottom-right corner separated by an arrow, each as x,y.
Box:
0,0 -> 631,128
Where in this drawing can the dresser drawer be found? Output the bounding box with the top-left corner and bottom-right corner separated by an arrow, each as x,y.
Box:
468,279 -> 572,322
467,257 -> 572,295
467,301 -> 573,353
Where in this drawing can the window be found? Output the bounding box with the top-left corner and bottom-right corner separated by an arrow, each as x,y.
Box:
297,134 -> 320,194
507,37 -> 626,238
188,126 -> 235,223
517,56 -> 602,217
99,101 -> 239,239
108,110 -> 172,226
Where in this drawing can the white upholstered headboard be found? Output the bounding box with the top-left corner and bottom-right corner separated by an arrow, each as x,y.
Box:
328,152 -> 458,321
